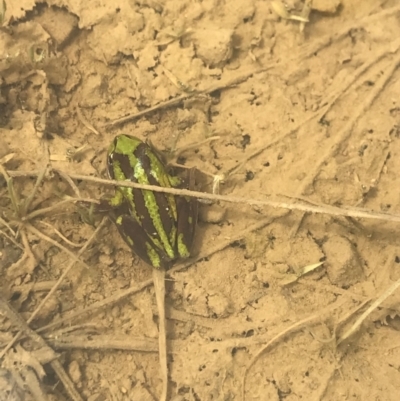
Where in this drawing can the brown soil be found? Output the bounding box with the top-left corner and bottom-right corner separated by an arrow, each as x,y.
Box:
1,1 -> 400,400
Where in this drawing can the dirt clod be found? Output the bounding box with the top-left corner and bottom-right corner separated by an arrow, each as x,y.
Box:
323,235 -> 364,287
36,6 -> 79,48
311,0 -> 341,13
68,360 -> 82,384
192,27 -> 234,67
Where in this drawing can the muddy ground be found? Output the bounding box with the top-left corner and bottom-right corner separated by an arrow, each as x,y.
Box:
1,0 -> 400,400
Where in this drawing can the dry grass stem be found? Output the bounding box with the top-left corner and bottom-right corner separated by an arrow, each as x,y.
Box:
12,281 -> 69,293
25,198 -> 87,220
23,166 -> 48,215
338,278 -> 400,345
53,169 -> 82,198
47,334 -> 159,353
51,361 -> 84,401
0,215 -> 16,237
20,230 -> 36,269
153,268 -> 168,401
76,107 -> 100,136
0,227 -> 22,249
6,169 -> 400,225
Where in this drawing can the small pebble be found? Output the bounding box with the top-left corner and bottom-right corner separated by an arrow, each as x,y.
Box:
99,254 -> 114,266
111,305 -> 120,318
68,360 -> 81,384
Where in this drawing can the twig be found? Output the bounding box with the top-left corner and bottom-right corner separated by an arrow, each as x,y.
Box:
51,361 -> 84,401
45,323 -> 100,339
0,227 -> 22,249
0,165 -> 21,215
23,166 -> 48,215
56,170 -> 81,198
0,216 -> 16,237
76,107 -> 100,136
153,269 -> 168,401
47,334 -> 159,353
54,172 -> 400,224
25,198 -> 88,220
7,169 -> 400,225
12,281 -> 69,293
338,275 -> 400,345
20,230 -> 36,271
333,299 -> 371,341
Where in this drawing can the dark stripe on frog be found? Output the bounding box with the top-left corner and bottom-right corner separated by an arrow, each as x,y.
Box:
134,143 -> 177,228
108,149 -> 134,181
108,152 -> 140,222
114,214 -> 174,269
132,143 -> 178,257
107,138 -> 137,214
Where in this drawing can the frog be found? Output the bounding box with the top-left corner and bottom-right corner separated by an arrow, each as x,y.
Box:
105,134 -> 198,269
